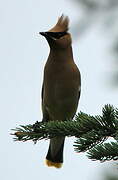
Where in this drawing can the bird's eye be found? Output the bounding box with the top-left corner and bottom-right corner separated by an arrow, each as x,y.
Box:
47,32 -> 67,39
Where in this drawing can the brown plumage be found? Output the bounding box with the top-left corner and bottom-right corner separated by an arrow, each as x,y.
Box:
40,15 -> 81,168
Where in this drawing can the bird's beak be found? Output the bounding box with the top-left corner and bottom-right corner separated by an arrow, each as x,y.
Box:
39,32 -> 48,37
39,32 -> 56,40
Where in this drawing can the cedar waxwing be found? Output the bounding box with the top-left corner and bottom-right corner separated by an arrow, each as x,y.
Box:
40,15 -> 81,168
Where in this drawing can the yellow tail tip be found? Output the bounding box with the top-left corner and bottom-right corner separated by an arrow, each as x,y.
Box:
45,159 -> 63,168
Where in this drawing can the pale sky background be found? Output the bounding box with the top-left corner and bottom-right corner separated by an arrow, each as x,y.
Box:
0,0 -> 118,180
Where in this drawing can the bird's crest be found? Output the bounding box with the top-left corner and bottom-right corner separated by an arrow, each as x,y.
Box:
48,14 -> 69,33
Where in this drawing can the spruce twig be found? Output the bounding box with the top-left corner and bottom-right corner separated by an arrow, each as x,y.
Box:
87,142 -> 118,161
12,104 -> 118,162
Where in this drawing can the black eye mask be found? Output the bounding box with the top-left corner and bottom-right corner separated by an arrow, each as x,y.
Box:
47,32 -> 67,39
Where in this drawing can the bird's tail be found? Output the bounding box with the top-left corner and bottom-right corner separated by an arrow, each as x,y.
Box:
45,137 -> 65,168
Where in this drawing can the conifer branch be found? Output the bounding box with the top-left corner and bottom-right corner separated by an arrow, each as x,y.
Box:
87,142 -> 118,161
12,104 -> 118,162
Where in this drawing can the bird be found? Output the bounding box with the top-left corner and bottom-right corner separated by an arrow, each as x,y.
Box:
39,15 -> 81,168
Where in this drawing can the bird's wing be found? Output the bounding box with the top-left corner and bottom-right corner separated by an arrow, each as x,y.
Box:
41,82 -> 49,122
41,82 -> 44,101
78,86 -> 81,102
